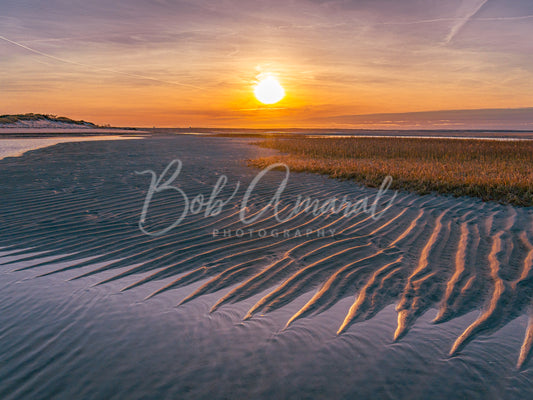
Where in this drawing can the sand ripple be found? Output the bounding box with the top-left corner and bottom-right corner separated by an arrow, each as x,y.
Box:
1,135 -> 532,372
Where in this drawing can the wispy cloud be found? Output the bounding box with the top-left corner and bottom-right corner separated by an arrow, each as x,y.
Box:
0,35 -> 204,89
1,0 -> 533,127
310,108 -> 533,129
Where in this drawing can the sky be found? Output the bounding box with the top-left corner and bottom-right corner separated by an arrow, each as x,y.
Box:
1,0 -> 533,128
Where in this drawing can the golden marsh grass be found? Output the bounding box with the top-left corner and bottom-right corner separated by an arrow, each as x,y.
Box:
249,137 -> 533,206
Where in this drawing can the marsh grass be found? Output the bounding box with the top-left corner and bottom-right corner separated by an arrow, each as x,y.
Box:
249,137 -> 533,206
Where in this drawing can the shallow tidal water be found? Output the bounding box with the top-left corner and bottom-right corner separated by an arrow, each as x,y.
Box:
0,135 -> 532,399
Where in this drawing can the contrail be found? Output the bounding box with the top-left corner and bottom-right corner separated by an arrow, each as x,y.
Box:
445,0 -> 489,44
478,14 -> 533,21
382,17 -> 460,26
381,14 -> 533,26
0,35 -> 204,90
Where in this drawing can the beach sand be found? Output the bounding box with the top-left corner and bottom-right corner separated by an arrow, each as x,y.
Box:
0,135 -> 532,399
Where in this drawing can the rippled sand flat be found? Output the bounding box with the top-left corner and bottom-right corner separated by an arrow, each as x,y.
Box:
0,135 -> 532,400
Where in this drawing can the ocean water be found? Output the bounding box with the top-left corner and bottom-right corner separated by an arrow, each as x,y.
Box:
0,136 -> 139,160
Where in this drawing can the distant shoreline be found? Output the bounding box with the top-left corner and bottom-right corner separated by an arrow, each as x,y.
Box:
156,127 -> 533,140
2,127 -> 533,140
0,128 -> 148,137
2,122 -> 533,138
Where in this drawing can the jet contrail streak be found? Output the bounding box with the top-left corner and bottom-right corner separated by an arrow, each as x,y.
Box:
0,35 -> 204,90
445,0 -> 489,44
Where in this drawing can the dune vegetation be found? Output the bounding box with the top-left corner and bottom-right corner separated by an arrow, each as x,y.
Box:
0,113 -> 95,126
249,137 -> 533,206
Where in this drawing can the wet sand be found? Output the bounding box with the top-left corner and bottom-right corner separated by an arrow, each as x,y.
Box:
0,135 -> 532,399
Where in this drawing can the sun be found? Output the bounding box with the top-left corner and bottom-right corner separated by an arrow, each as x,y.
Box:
254,75 -> 285,104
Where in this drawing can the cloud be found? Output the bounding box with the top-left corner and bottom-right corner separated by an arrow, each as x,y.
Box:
2,0 -> 533,126
0,35 -> 204,89
445,0 -> 489,44
312,108 -> 533,129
